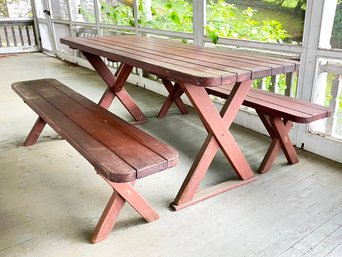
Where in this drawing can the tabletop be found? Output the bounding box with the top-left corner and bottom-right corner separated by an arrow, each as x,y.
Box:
60,35 -> 300,87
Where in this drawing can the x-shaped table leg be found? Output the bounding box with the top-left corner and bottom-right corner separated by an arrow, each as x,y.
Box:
171,81 -> 256,210
157,78 -> 188,118
91,173 -> 160,243
82,52 -> 147,123
257,111 -> 299,174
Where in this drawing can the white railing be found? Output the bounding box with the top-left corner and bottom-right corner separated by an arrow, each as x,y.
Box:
0,18 -> 39,53
316,60 -> 342,138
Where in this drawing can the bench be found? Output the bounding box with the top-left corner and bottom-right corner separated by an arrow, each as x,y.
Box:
158,83 -> 331,174
12,78 -> 178,243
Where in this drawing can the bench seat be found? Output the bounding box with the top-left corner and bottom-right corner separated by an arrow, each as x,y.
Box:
12,78 -> 178,243
206,84 -> 331,123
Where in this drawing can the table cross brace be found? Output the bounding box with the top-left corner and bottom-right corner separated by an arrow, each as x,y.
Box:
157,78 -> 188,118
82,52 -> 147,123
171,81 -> 256,210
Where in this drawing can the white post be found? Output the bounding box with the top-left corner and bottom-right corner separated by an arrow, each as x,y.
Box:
193,0 -> 205,46
142,0 -> 152,21
309,59 -> 328,133
326,74 -> 342,136
309,0 -> 337,133
319,0 -> 337,49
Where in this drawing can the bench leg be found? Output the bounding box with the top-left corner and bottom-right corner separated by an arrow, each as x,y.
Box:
271,116 -> 299,164
92,175 -> 159,243
24,116 -> 46,146
91,190 -> 126,243
257,112 -> 299,174
171,81 -> 256,210
157,79 -> 188,119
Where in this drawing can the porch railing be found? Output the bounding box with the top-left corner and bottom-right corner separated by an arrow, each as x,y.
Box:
314,60 -> 342,138
0,18 -> 39,53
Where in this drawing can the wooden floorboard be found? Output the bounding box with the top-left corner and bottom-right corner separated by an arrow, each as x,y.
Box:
0,53 -> 341,257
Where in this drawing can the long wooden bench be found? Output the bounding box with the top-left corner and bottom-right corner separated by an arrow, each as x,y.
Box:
158,83 -> 331,174
12,78 -> 178,243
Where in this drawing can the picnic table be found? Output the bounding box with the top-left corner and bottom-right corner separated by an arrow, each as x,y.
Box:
61,35 -> 301,210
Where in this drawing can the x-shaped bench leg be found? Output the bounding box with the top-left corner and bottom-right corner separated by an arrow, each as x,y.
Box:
91,174 -> 160,243
82,52 -> 147,123
24,116 -> 46,146
171,81 -> 256,210
157,79 -> 188,118
257,111 -> 299,174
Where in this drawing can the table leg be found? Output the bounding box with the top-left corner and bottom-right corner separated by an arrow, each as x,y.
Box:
157,79 -> 188,118
82,52 -> 147,122
171,81 -> 256,210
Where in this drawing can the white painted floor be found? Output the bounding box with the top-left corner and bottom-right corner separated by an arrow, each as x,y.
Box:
1,53 -> 342,257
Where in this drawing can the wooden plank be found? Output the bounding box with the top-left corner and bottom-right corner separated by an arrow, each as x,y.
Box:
287,211 -> 342,256
206,85 -> 331,123
211,84 -> 330,112
133,36 -> 300,72
110,36 -> 286,76
12,81 -> 138,182
61,36 -> 300,86
61,37 -> 236,86
24,80 -> 172,177
46,79 -> 178,169
91,36 -> 268,81
79,37 -> 236,79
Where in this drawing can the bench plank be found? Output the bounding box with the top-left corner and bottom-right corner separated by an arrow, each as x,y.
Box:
27,80 -> 170,176
206,84 -> 332,123
48,79 -> 177,169
12,81 -> 137,182
12,79 -> 178,182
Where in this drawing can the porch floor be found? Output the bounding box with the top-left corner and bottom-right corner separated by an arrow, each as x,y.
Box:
1,53 -> 342,257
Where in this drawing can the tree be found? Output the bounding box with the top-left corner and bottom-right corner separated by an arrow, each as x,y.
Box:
294,0 -> 306,11
0,0 -> 9,17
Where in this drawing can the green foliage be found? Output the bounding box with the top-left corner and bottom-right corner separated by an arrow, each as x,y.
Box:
100,0 -> 288,44
0,0 -> 9,17
142,0 -> 193,32
100,1 -> 134,26
331,3 -> 342,49
264,0 -> 306,9
206,0 -> 288,43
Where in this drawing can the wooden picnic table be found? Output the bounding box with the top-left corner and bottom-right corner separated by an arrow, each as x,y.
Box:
61,35 -> 300,210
